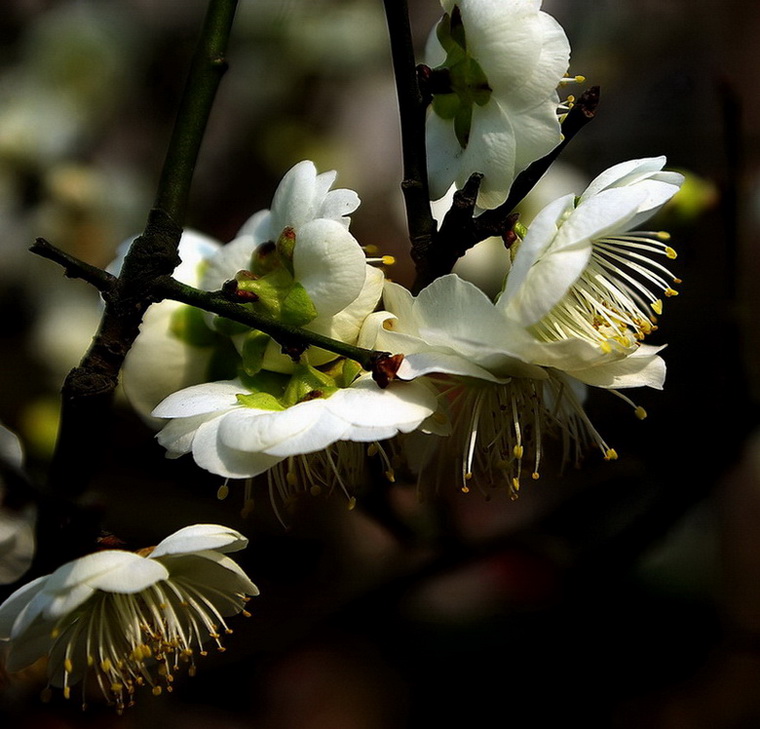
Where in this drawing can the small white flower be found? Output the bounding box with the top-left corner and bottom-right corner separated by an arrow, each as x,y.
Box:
115,160 -> 385,422
201,160 -> 383,374
425,0 -> 572,208
0,524 -> 258,711
151,371 -> 438,483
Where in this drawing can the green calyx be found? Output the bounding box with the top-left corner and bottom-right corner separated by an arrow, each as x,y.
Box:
236,361 -> 360,411
431,7 -> 492,150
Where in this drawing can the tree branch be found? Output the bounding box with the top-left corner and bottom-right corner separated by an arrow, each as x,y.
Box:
382,0 -> 438,262
32,0 -> 239,574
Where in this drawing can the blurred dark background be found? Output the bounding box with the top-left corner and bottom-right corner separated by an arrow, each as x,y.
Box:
0,1 -> 759,727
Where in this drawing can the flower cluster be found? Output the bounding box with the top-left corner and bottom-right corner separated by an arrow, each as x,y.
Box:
112,5 -> 683,504
0,525 -> 258,711
118,160 -> 437,500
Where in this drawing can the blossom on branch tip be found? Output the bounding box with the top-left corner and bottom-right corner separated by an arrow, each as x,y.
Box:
425,0 -> 572,208
0,524 -> 258,712
361,157 -> 683,493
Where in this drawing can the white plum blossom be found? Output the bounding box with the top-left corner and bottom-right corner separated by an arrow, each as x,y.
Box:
116,161 -> 385,424
0,524 -> 258,711
151,371 -> 438,490
200,159 -> 384,374
498,156 -> 684,352
361,157 -> 683,494
425,0 -> 572,208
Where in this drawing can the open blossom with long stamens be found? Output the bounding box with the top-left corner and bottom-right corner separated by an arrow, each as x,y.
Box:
360,157 -> 683,495
0,525 -> 258,712
425,0 -> 573,208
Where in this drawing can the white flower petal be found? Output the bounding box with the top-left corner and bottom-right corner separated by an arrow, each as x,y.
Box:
152,380 -> 244,418
293,218 -> 366,316
150,524 -> 249,558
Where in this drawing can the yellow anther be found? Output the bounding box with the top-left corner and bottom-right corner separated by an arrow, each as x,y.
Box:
63,686 -> 71,700
657,231 -> 671,241
309,484 -> 322,496
665,246 -> 677,259
87,655 -> 95,667
363,244 -> 379,255
605,449 -> 619,461
531,472 -> 540,480
101,659 -> 113,673
673,277 -> 683,284
152,686 -> 163,696
634,406 -> 648,420
216,483 -> 229,500
461,485 -> 470,494
286,471 -> 298,487
385,469 -> 396,483
513,444 -> 524,459
464,471 -> 473,480
651,299 -> 663,315
242,610 -> 252,618
367,443 -> 379,456
664,288 -> 678,297
347,496 -> 357,511
381,255 -> 396,266
51,628 -> 60,639
600,340 -> 612,354
64,658 -> 74,674
111,683 -> 124,693
512,478 -> 520,492
574,74 -> 586,82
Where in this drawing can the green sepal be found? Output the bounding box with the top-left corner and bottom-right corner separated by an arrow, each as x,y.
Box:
236,391 -> 286,411
169,305 -> 217,347
281,281 -> 318,326
240,330 -> 272,376
251,241 -> 280,276
282,364 -> 340,407
237,269 -> 318,327
275,226 -> 296,273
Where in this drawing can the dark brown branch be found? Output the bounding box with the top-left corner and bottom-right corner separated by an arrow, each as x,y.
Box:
382,1 -> 438,262
30,0 -> 239,575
